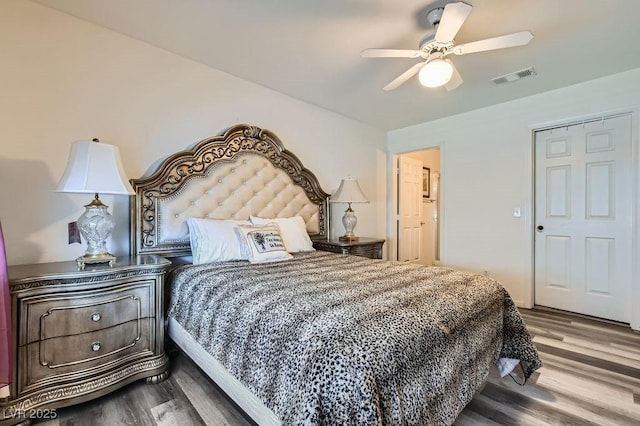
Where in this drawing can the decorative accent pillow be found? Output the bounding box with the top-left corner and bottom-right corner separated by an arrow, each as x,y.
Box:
249,215 -> 315,253
235,224 -> 293,264
186,218 -> 251,264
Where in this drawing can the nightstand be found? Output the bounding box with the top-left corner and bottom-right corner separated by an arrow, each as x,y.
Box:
312,237 -> 385,259
1,255 -> 170,425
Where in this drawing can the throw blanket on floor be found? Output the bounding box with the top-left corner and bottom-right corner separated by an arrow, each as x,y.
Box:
168,251 -> 541,425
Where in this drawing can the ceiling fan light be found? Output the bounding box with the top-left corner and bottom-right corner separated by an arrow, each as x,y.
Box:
418,59 -> 454,88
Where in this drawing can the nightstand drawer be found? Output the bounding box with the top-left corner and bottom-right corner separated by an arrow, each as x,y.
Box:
21,319 -> 153,391
22,282 -> 154,345
348,244 -> 383,259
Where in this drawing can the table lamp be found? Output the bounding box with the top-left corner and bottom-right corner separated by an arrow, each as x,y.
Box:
331,177 -> 369,241
56,139 -> 134,269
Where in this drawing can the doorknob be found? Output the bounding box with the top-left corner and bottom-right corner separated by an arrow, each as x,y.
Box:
537,225 -> 544,231
420,221 -> 426,225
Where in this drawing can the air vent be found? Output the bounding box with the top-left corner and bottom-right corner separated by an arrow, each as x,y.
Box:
492,67 -> 537,85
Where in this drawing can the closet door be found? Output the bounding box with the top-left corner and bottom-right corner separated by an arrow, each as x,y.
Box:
534,114 -> 633,322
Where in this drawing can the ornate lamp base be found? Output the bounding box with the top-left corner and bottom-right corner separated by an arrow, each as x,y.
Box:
76,194 -> 117,270
76,252 -> 117,270
339,203 -> 359,241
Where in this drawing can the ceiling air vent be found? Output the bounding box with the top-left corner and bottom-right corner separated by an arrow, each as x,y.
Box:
492,67 -> 536,85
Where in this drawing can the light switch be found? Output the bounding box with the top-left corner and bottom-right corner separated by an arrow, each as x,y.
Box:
513,207 -> 522,218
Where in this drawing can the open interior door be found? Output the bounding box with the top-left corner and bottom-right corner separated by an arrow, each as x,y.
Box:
397,156 -> 423,262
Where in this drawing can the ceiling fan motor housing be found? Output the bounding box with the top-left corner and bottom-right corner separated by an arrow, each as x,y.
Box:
419,34 -> 452,55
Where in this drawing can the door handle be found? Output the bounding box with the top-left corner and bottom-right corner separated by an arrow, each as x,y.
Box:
537,225 -> 544,231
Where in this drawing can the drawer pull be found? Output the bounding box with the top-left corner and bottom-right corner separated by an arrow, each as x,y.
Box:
91,312 -> 102,322
91,342 -> 102,352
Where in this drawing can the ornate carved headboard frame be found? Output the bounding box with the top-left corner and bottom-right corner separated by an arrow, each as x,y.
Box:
130,124 -> 330,258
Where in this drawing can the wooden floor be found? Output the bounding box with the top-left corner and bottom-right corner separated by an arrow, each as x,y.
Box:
36,308 -> 640,426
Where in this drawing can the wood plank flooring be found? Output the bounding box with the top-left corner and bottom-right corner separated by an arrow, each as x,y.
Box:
35,308 -> 640,425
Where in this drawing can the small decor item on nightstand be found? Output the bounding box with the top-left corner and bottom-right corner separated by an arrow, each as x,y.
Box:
331,176 -> 369,241
56,139 -> 134,269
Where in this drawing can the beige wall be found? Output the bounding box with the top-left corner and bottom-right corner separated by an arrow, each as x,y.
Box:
388,67 -> 640,329
0,0 -> 387,265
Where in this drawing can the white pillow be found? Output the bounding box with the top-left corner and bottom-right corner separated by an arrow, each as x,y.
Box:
234,224 -> 293,264
187,218 -> 251,264
235,223 -> 293,263
249,215 -> 315,253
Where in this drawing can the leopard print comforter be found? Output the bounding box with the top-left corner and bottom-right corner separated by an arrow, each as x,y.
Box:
168,251 -> 541,425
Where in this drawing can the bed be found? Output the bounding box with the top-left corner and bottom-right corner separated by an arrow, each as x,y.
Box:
130,124 -> 541,425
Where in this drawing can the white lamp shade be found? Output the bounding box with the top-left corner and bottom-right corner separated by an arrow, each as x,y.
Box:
331,178 -> 369,203
418,58 -> 454,88
56,140 -> 134,195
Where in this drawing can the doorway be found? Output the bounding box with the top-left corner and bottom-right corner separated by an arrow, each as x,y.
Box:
533,113 -> 634,323
397,148 -> 441,265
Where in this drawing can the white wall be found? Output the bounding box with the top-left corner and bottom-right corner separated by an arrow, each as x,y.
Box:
0,0 -> 387,265
388,68 -> 640,319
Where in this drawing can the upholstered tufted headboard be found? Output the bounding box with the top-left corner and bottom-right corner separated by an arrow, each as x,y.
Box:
130,124 -> 330,258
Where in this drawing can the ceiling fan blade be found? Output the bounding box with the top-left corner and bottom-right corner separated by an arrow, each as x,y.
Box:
444,61 -> 463,91
361,48 -> 423,58
451,31 -> 533,55
435,2 -> 473,43
383,62 -> 425,91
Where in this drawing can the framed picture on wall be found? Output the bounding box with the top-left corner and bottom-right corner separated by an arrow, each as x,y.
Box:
422,167 -> 430,199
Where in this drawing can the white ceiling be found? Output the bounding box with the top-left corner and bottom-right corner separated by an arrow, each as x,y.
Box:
34,0 -> 640,131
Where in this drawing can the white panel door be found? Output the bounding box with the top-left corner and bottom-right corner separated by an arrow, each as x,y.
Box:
534,115 -> 633,322
398,156 -> 423,262
419,201 -> 436,265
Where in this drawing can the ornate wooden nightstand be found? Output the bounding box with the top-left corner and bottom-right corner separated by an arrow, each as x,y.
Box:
312,237 -> 385,259
1,255 -> 170,425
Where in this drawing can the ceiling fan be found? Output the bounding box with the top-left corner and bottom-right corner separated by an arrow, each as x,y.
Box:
361,2 -> 533,91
